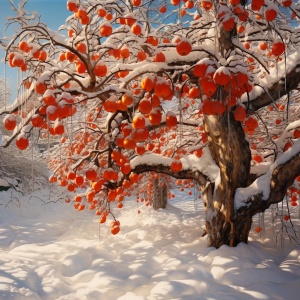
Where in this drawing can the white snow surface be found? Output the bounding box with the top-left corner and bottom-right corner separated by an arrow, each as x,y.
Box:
0,186 -> 299,300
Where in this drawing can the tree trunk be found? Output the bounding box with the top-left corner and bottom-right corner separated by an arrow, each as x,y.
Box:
203,112 -> 252,248
202,182 -> 253,247
198,6 -> 254,248
152,178 -> 168,210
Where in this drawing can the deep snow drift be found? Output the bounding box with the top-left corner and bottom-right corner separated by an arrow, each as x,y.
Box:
0,187 -> 299,300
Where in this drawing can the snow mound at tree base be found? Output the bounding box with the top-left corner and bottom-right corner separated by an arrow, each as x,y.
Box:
0,189 -> 299,300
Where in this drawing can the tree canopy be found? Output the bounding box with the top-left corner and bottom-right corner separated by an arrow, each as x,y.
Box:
0,0 -> 300,247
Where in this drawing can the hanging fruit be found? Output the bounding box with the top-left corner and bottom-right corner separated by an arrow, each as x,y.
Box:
140,75 -> 155,91
97,7 -> 106,17
76,42 -> 87,53
139,98 -> 152,113
16,133 -> 29,150
199,78 -> 217,97
135,143 -> 146,155
154,52 -> 166,62
120,45 -> 130,58
18,41 -> 29,52
67,0 -> 78,12
271,41 -> 285,56
131,24 -> 142,35
259,42 -> 268,51
265,7 -> 278,22
234,105 -> 247,122
222,17 -> 235,32
146,36 -> 158,46
3,114 -> 17,131
176,40 -> 192,56
31,114 -> 45,127
293,129 -> 300,138
149,107 -> 162,125
132,0 -> 142,6
35,82 -> 47,94
251,0 -> 264,11
103,98 -> 118,113
237,25 -> 245,34
132,113 -> 146,129
100,23 -> 113,36
159,6 -> 167,13
43,90 -> 57,106
244,117 -> 258,130
76,61 -> 86,73
201,1 -> 213,10
53,121 -> 65,135
171,160 -> 183,172
166,111 -> 177,128
121,93 -> 134,106
171,0 -> 180,6
137,51 -> 147,61
94,61 -> 107,76
188,86 -> 200,98
236,72 -> 249,87
124,14 -> 136,26
123,137 -> 136,149
252,155 -> 263,163
110,220 -> 120,235
11,54 -> 25,67
186,1 -> 194,9
39,51 -> 47,61
193,59 -> 211,77
105,13 -> 113,21
281,0 -> 292,7
213,67 -> 231,85
154,77 -> 172,98
103,168 -> 118,181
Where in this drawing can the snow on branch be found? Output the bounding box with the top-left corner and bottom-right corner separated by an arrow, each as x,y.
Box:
130,148 -> 219,183
235,139 -> 300,210
246,50 -> 300,110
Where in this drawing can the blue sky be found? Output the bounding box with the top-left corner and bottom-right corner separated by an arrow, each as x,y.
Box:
0,0 -> 70,102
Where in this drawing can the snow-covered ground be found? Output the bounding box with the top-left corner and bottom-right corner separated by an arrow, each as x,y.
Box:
0,187 -> 299,300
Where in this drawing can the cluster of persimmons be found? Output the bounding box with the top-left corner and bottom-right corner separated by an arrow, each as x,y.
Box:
2,0 -> 299,234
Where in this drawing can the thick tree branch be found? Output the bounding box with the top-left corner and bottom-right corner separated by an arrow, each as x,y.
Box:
249,58 -> 300,111
235,142 -> 300,218
130,152 -> 219,188
132,163 -> 208,187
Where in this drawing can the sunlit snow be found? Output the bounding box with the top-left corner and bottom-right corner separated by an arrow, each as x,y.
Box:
0,186 -> 299,300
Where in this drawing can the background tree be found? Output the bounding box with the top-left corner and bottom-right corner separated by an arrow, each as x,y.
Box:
0,0 -> 300,247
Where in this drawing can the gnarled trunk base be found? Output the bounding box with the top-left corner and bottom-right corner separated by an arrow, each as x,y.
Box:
202,181 -> 252,248
206,211 -> 252,248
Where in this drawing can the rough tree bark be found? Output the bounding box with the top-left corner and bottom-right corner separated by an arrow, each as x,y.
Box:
203,112 -> 252,247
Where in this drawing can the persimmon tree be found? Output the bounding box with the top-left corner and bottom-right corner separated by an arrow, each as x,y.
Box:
1,0 -> 300,247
